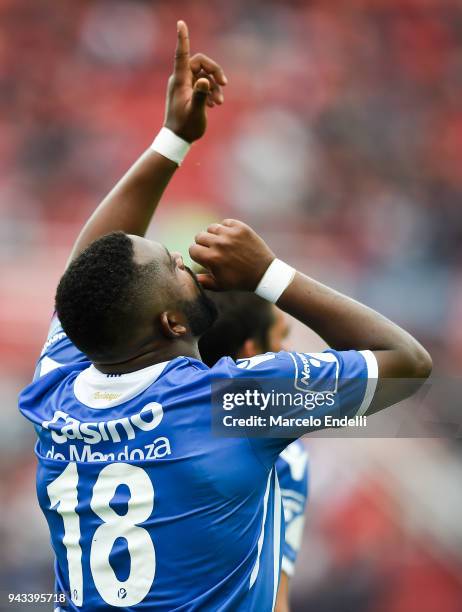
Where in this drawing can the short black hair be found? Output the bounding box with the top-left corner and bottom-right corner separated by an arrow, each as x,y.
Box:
55,232 -> 156,361
199,291 -> 275,366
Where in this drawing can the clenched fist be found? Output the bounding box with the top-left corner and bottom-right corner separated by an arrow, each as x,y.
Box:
189,219 -> 275,291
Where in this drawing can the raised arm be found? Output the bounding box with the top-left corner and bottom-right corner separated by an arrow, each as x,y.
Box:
67,20 -> 227,265
189,219 -> 432,414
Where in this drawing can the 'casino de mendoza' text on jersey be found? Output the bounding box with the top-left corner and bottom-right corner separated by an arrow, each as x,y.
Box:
18,315 -> 377,611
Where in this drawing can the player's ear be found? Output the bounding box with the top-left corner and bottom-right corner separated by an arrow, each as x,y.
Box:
159,311 -> 188,338
238,338 -> 261,359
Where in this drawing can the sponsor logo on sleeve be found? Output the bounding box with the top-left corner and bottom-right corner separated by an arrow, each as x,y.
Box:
288,352 -> 339,392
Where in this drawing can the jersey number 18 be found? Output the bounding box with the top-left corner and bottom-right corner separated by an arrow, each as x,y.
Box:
47,462 -> 156,607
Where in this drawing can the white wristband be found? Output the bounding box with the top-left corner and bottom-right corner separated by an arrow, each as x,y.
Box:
151,127 -> 191,166
255,259 -> 296,303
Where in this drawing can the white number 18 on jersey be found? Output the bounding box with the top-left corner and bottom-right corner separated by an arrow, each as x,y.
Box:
47,462 -> 156,607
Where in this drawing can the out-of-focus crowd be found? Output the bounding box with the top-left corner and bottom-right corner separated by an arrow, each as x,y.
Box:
1,0 -> 461,610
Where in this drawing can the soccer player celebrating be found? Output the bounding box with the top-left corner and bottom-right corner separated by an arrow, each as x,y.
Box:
199,292 -> 309,612
19,21 -> 431,612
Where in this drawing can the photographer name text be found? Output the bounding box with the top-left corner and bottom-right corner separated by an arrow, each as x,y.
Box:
222,414 -> 367,428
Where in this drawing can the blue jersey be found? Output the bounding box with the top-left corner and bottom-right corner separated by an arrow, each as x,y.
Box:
276,441 -> 309,577
19,317 -> 377,611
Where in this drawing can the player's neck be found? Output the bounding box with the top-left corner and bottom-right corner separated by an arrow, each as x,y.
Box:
93,340 -> 201,374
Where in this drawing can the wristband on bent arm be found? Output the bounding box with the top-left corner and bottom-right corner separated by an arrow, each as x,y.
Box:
255,259 -> 296,304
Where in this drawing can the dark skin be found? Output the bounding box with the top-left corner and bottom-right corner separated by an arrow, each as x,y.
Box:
67,20 -> 431,406
68,20 -> 227,264
191,219 -> 432,413
62,20 -> 431,610
68,21 -> 227,372
275,572 -> 290,612
236,306 -> 290,360
94,236 -> 205,373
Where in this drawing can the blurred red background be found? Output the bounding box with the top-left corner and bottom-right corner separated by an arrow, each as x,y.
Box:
1,1 -> 461,610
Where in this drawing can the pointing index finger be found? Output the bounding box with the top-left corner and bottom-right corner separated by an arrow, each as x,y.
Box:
174,20 -> 190,81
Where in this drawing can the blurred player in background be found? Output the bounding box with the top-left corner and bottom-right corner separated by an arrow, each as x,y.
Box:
199,291 -> 309,612
18,20 -> 432,612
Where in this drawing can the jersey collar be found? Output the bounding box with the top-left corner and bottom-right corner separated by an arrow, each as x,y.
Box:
74,360 -> 170,409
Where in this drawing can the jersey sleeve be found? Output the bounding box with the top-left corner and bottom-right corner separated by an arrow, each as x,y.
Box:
276,442 -> 309,576
219,349 -> 378,468
34,314 -> 88,380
